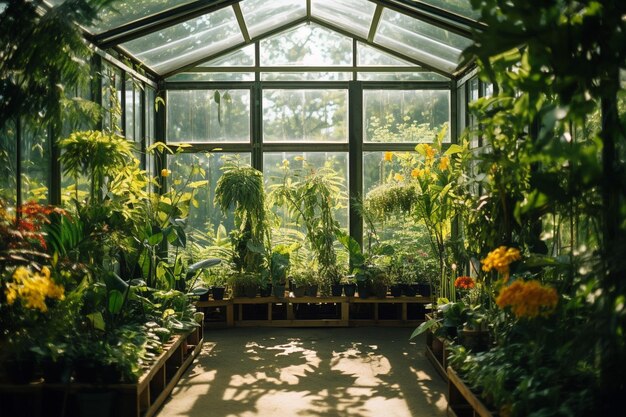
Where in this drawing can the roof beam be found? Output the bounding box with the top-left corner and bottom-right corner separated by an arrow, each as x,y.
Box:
367,4 -> 384,43
370,0 -> 484,37
93,0 -> 240,49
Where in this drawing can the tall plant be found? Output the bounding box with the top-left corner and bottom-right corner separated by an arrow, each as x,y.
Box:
214,155 -> 270,273
269,157 -> 346,289
366,129 -> 468,300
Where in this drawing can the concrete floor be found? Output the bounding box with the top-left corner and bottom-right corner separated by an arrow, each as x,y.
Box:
156,327 -> 448,417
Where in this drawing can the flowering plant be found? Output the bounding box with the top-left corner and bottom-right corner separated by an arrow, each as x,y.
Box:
366,128 -> 470,301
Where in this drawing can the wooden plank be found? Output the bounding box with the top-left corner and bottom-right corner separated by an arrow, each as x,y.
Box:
234,319 -> 349,327
447,367 -> 495,417
226,304 -> 234,326
425,344 -> 448,382
144,338 -> 203,417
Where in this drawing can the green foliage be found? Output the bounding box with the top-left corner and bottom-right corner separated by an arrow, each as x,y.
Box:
0,0 -> 118,130
268,157 -> 346,286
214,155 -> 270,273
59,130 -> 136,203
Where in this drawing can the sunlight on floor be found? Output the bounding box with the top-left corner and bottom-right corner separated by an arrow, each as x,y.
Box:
158,328 -> 448,417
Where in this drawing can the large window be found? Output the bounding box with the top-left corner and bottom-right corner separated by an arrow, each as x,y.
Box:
163,23 -> 455,251
263,90 -> 348,142
167,90 -> 251,142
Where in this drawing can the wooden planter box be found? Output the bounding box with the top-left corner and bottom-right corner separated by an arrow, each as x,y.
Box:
0,327 -> 203,417
447,366 -> 497,417
423,314 -> 451,382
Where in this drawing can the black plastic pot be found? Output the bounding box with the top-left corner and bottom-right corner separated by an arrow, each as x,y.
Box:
357,281 -> 370,298
343,283 -> 357,297
244,285 -> 258,298
403,284 -> 418,297
259,284 -> 272,297
292,285 -> 306,297
272,284 -> 286,298
417,283 -> 431,297
305,284 -> 318,297
331,283 -> 343,296
212,286 -> 226,300
390,284 -> 403,297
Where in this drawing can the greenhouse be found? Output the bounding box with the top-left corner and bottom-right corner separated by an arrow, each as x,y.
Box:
0,0 -> 624,416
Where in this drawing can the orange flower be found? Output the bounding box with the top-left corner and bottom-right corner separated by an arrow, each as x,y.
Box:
383,151 -> 393,162
161,168 -> 170,177
496,280 -> 558,319
454,276 -> 475,289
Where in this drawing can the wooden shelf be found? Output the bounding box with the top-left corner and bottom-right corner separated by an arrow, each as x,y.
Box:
196,296 -> 430,327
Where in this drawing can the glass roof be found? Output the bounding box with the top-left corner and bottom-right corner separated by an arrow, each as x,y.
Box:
311,0 -> 377,40
121,6 -> 243,74
260,23 -> 353,67
45,0 -> 480,77
241,0 -> 307,39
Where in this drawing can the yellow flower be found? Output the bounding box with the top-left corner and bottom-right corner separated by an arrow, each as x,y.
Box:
394,173 -> 404,182
481,246 -> 521,275
424,144 -> 436,161
496,280 -> 558,318
4,267 -> 65,312
282,159 -> 290,167
161,168 -> 170,177
294,156 -> 305,161
411,168 -> 421,178
383,151 -> 393,162
439,156 -> 450,170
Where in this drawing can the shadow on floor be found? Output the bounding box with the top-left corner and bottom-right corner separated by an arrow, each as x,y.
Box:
157,327 -> 447,417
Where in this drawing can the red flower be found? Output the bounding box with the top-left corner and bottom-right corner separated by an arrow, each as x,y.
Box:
454,276 -> 475,290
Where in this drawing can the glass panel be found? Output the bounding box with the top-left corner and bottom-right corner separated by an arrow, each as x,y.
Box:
264,151 -> 349,269
87,1 -> 196,34
261,72 -> 352,81
102,64 -> 123,134
364,90 -> 450,143
124,78 -> 142,142
357,72 -> 448,81
166,72 -> 255,82
375,8 -> 472,73
419,0 -> 480,19
311,0 -> 376,39
167,90 -> 250,142
363,151 -> 435,276
357,42 -> 412,67
469,78 -> 480,148
145,87 -> 155,174
0,120 -> 17,206
263,89 -> 348,142
260,23 -> 352,66
21,119 -> 49,204
198,45 -> 255,67
122,7 -> 243,74
167,152 -> 251,240
241,0 -> 306,39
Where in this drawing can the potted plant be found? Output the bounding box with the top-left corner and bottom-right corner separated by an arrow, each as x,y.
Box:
202,263 -> 229,301
229,272 -> 260,298
214,155 -> 271,284
268,157 -> 345,294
